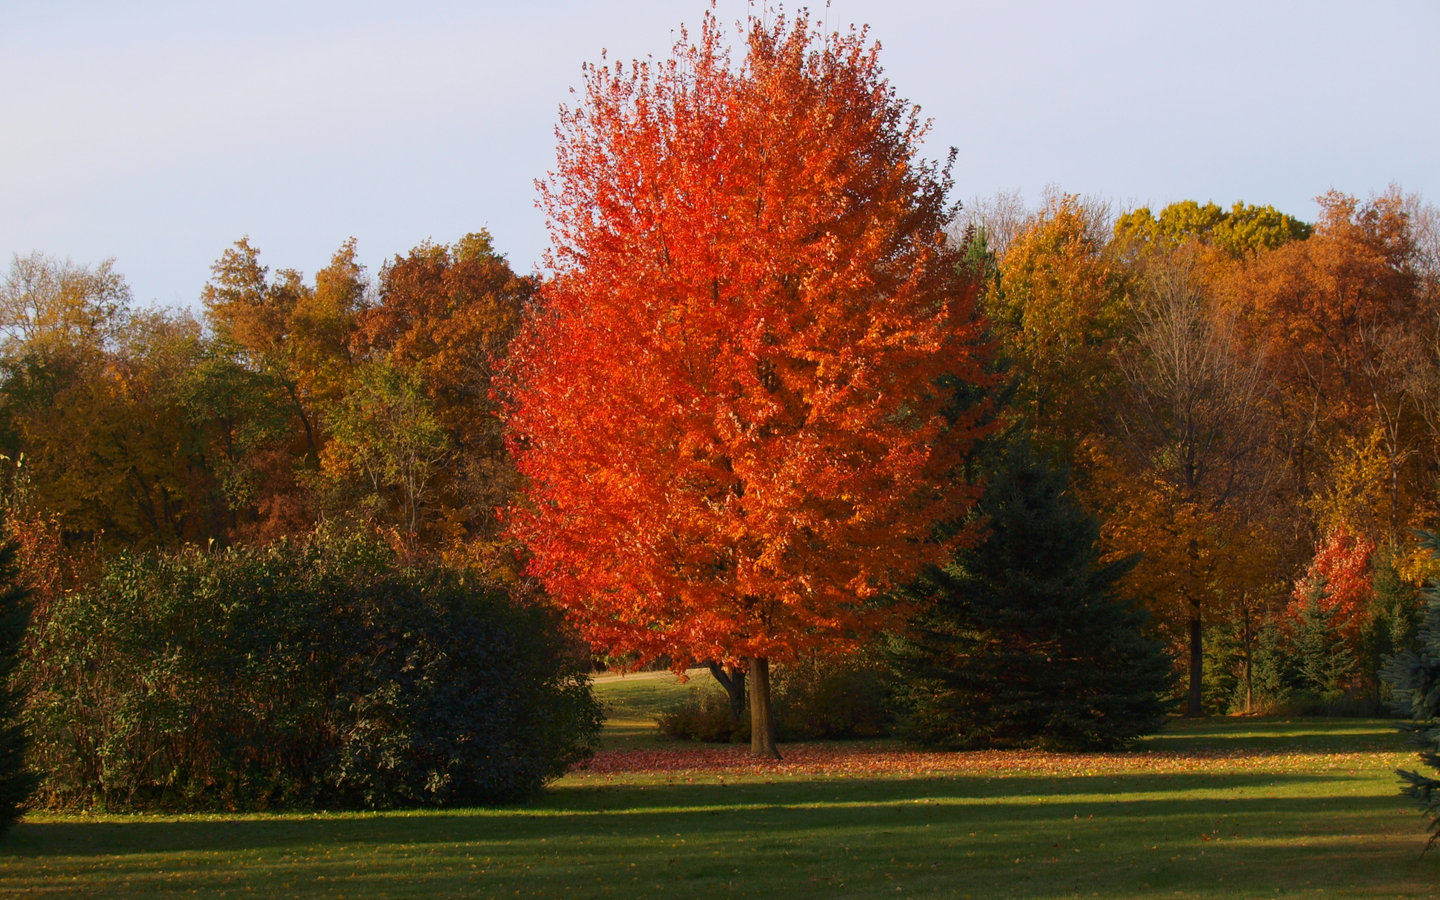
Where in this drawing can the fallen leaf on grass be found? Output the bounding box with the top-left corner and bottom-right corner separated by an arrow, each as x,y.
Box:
570,745 -> 1397,778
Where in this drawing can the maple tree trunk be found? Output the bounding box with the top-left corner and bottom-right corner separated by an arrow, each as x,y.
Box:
747,657 -> 780,759
1186,598 -> 1204,717
707,661 -> 747,727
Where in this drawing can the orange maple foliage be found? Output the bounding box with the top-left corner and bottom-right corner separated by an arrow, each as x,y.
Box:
504,11 -> 993,755
1229,190 -> 1435,540
1289,525 -> 1376,646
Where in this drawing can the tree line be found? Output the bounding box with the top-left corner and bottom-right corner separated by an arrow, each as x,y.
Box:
965,187 -> 1440,718
6,176 -> 1437,725
0,231 -> 530,564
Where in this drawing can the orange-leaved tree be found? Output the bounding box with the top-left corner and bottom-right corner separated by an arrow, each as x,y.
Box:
1289,525 -> 1376,650
351,233 -> 535,562
990,193 -> 1129,453
504,11 -> 994,758
1233,190 -> 1433,542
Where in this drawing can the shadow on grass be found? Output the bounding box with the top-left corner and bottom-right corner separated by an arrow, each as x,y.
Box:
11,770 -> 1382,856
6,766 -> 1431,899
1140,717 -> 1406,755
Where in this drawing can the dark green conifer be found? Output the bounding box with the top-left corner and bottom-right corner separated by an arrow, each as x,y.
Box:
0,541 -> 35,835
1381,532 -> 1440,849
1289,583 -> 1358,701
889,433 -> 1174,751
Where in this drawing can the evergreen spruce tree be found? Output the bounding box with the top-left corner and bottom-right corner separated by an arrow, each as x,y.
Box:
1365,559 -> 1418,704
0,541 -> 34,834
1381,531 -> 1440,849
888,432 -> 1174,751
1248,618 -> 1292,711
1289,584 -> 1358,703
1201,621 -> 1243,715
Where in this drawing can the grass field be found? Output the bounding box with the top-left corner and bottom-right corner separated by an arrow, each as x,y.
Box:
2,672 -> 1435,898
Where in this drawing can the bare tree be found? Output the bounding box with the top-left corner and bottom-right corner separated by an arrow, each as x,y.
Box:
951,185 -> 1114,258
951,188 -> 1030,256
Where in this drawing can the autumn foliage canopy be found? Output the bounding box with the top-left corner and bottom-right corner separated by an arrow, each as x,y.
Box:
504,12 -> 992,676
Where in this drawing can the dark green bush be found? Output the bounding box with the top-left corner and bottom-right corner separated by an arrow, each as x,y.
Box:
0,541 -> 35,834
772,655 -> 892,741
655,655 -> 892,744
656,689 -> 747,743
26,527 -> 601,811
1289,589 -> 1360,702
1213,590 -> 1389,718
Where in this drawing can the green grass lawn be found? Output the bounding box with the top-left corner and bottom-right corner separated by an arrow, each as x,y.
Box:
2,671 -> 1435,898
590,667 -> 720,749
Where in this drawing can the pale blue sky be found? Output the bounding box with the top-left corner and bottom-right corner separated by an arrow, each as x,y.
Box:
3,0 -> 1435,308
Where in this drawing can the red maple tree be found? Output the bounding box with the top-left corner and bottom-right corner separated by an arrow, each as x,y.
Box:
1289,525 -> 1376,647
504,11 -> 994,757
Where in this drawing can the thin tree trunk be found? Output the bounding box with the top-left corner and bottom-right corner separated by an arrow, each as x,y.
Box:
1241,604 -> 1254,714
707,661 -> 747,727
282,379 -> 318,460
1186,598 -> 1205,717
748,656 -> 780,759
1243,652 -> 1253,715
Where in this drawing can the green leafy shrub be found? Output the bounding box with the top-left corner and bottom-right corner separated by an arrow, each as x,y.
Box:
656,655 -> 892,744
772,655 -> 892,741
656,689 -> 748,743
26,527 -> 600,811
1219,589 -> 1388,718
1363,560 -> 1420,703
